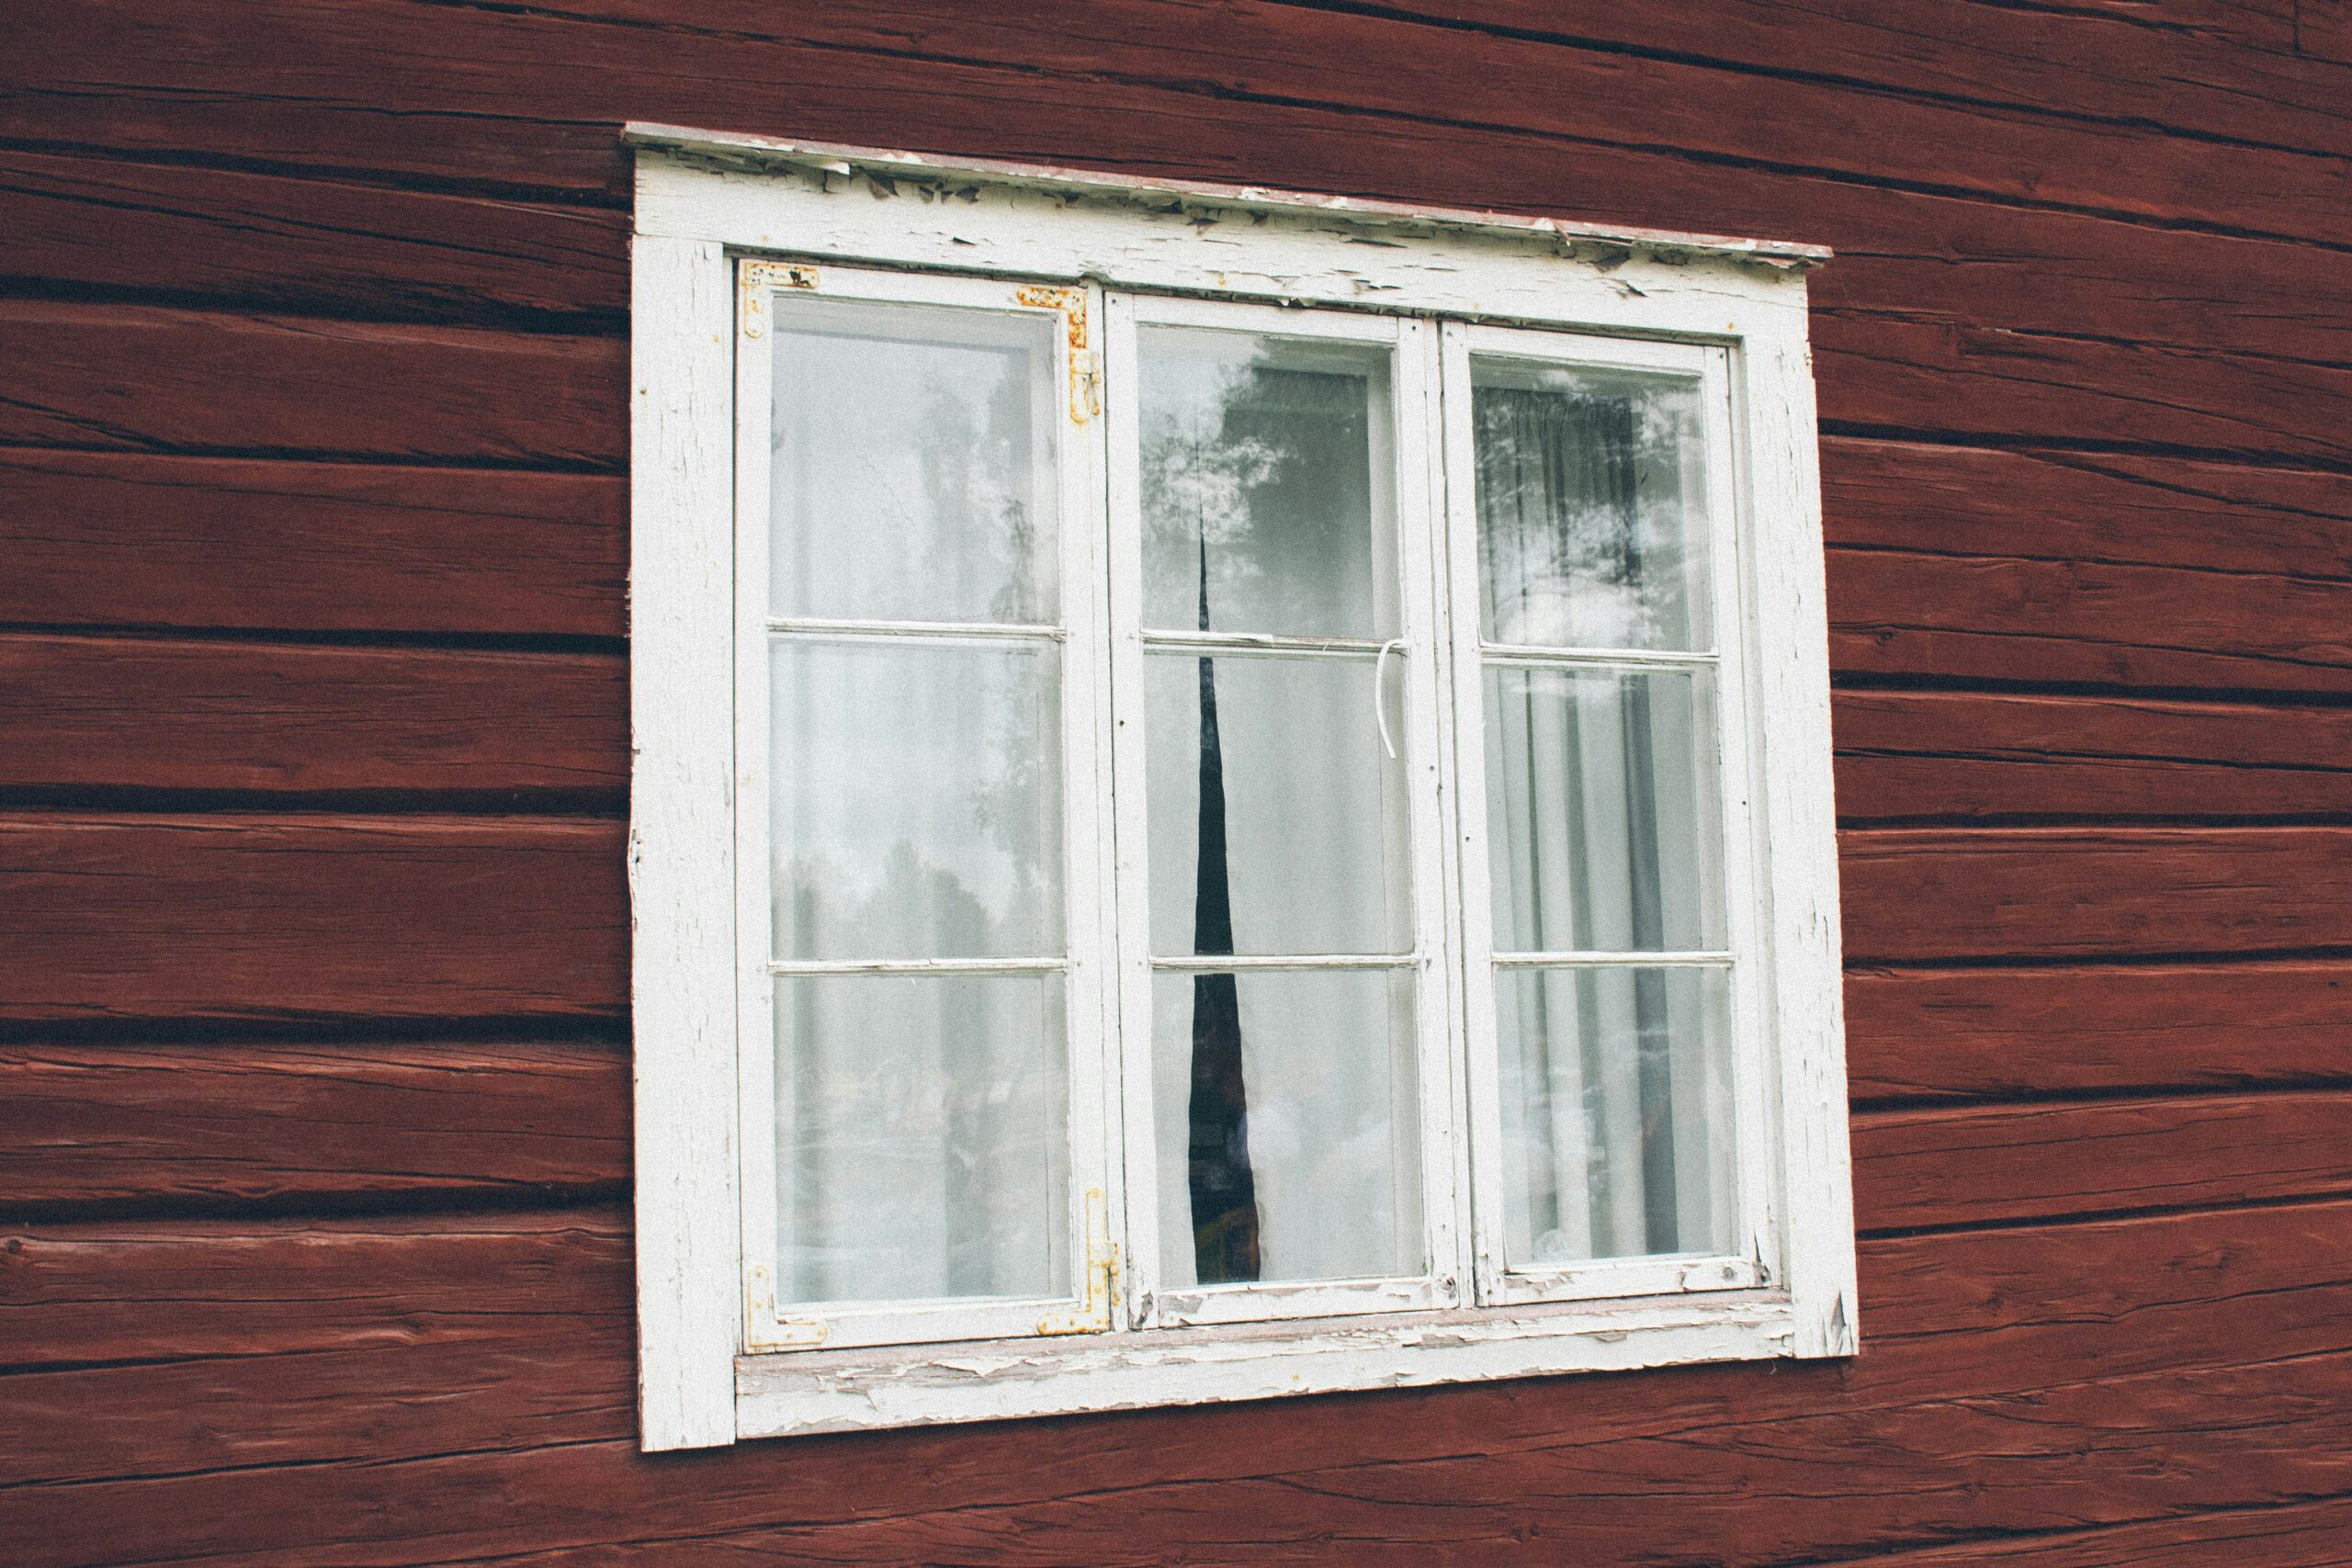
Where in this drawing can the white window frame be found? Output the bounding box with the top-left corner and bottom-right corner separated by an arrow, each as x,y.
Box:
628,125 -> 1854,1452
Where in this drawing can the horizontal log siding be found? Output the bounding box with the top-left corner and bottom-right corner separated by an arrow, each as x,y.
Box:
4,0 -> 2348,1562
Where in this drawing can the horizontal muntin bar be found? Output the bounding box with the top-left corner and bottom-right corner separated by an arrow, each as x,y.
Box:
767,616 -> 1065,642
1479,641 -> 1716,670
768,956 -> 1068,976
1141,630 -> 1390,660
1148,952 -> 1414,972
1491,950 -> 1732,968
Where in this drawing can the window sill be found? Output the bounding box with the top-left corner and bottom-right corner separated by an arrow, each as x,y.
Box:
731,1292 -> 1806,1439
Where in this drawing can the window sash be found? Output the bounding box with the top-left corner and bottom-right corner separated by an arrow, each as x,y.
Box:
732,265 -> 1120,1352
1103,292 -> 1467,1328
1436,321 -> 1779,1309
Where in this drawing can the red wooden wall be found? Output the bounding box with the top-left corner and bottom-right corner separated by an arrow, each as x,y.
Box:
6,3 -> 2352,1562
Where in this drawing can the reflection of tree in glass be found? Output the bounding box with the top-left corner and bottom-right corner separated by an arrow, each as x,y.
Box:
908,347 -> 1044,626
1474,380 -> 1699,649
1142,356 -> 1373,635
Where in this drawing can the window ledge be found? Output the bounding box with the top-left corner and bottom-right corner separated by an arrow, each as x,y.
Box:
735,1293 -> 1798,1438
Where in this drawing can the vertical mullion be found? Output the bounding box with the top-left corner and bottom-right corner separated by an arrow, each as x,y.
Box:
1436,321 -> 1514,1305
1393,317 -> 1464,1305
1065,279 -> 1125,1329
1101,288 -> 1166,1326
733,269 -> 782,1347
1702,344 -> 1778,1282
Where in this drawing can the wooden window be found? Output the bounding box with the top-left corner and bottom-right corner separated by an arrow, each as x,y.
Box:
629,127 -> 1854,1450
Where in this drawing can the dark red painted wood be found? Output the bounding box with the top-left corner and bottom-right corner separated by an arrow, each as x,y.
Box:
1845,962 -> 2352,1102
11,1 -> 2348,1562
0,1040 -> 628,1210
2,1202 -> 2345,1559
0,148 -> 628,324
0,301 -> 622,467
1831,692 -> 2352,821
0,450 -> 625,638
0,633 -> 627,802
0,814 -> 627,1022
1839,827 -> 2352,962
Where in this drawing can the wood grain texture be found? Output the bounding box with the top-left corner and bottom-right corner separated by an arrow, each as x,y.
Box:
0,147 -> 628,324
1828,1495 -> 2352,1567
0,449 -> 624,638
0,814 -> 626,1022
0,300 -> 621,467
0,1040 -> 628,1211
1839,827 -> 2352,961
1340,0 -> 2328,147
0,633 -> 627,803
2,1201 -> 2345,1555
13,0 -> 2351,250
1846,962 -> 2352,1102
1852,1089 -> 2352,1230
1831,691 -> 2352,820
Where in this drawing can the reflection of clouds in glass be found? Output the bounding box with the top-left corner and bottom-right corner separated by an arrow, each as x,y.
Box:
773,311 -> 1055,625
1138,331 -> 1385,638
1473,368 -> 1707,652
772,641 -> 1060,960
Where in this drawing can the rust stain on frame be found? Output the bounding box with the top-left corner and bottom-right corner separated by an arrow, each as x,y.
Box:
1016,284 -> 1100,423
739,259 -> 820,339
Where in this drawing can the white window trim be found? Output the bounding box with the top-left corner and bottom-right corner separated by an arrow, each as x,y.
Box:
628,124 -> 1854,1452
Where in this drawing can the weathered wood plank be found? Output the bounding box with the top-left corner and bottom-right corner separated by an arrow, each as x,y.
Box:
0,814 -> 627,1022
0,147 -> 628,324
0,633 -> 627,802
1852,1089 -> 2352,1230
1332,2 -> 2326,148
1839,827 -> 2352,962
0,450 -> 625,638
6,1343 -> 2346,1565
1845,962 -> 2352,1102
0,300 -> 622,467
2,1201 -> 2344,1551
0,1040 -> 628,1211
14,0 -> 2352,252
1831,692 -> 2352,820
1825,1494 -> 2352,1567
2302,0 -> 2352,65
1815,311 -> 2352,467
1821,436 -> 2352,582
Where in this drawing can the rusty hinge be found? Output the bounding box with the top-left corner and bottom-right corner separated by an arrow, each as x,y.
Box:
1015,284 -> 1099,423
1036,1187 -> 1119,1336
739,260 -> 820,339
743,1262 -> 830,1350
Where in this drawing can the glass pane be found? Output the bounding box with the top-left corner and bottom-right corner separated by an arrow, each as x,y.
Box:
775,974 -> 1068,1304
1495,965 -> 1734,1265
771,300 -> 1057,625
1146,652 -> 1409,957
1485,666 -> 1721,953
772,638 -> 1061,960
1471,359 -> 1712,651
1139,327 -> 1395,639
1152,967 -> 1420,1287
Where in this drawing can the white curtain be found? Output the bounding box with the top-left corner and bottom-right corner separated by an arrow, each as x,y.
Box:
1476,382 -> 1731,1262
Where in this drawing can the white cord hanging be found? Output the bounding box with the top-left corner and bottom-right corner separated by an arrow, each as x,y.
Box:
1374,637 -> 1405,760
